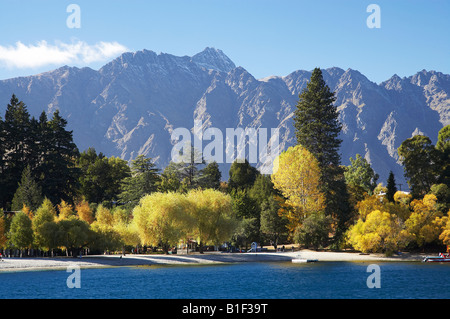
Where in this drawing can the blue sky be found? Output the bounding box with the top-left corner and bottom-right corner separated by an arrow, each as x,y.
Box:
0,0 -> 448,83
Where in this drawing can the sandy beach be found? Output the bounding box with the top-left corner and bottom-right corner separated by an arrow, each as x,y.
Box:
0,250 -> 426,272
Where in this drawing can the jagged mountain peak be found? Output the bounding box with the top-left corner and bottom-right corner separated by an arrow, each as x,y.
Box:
98,47 -> 236,76
0,48 -> 448,188
340,68 -> 373,83
381,74 -> 405,91
191,47 -> 236,73
323,67 -> 345,78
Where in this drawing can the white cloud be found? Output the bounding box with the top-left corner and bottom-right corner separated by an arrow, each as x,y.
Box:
0,40 -> 128,69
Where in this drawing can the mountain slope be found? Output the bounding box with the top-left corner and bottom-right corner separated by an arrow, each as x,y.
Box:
0,47 -> 448,187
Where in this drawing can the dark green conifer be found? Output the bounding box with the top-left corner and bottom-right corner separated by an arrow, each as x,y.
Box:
293,68 -> 351,243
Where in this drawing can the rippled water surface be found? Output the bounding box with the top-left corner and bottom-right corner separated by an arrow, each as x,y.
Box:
1,261 -> 449,299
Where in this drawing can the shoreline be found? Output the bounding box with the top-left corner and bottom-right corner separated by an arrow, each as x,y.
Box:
0,250 -> 427,273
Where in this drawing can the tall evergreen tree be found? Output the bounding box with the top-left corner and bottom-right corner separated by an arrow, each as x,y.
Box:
2,94 -> 33,209
293,68 -> 351,242
0,114 -> 5,208
200,161 -> 222,189
11,165 -> 43,211
386,171 -> 397,202
1,95 -> 81,208
40,110 -> 80,204
32,111 -> 51,180
163,145 -> 206,190
118,155 -> 160,207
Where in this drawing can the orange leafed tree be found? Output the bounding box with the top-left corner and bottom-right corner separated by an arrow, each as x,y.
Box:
76,200 -> 94,224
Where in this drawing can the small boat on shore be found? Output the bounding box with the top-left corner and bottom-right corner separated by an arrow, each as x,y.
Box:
423,253 -> 450,262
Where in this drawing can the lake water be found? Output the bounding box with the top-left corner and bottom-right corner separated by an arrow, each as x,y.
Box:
1,261 -> 450,299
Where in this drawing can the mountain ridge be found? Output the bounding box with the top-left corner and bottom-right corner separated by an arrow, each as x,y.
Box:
0,47 -> 448,187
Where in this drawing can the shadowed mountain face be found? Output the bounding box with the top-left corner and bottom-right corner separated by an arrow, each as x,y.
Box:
1,47 -> 448,186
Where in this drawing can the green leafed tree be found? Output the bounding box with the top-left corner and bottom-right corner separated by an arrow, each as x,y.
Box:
294,211 -> 333,250
249,174 -> 288,248
259,195 -> 288,250
9,211 -> 33,257
230,189 -> 260,247
398,134 -> 439,198
344,154 -> 378,196
118,155 -> 160,207
78,148 -> 131,204
199,161 -> 222,189
58,216 -> 93,257
436,125 -> 450,187
158,163 -> 183,193
227,159 -> 259,192
31,198 -> 57,251
11,165 -> 43,211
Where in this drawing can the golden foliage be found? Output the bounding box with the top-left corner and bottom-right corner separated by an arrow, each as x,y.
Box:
439,215 -> 450,246
94,204 -> 114,228
394,191 -> 412,205
186,188 -> 236,246
405,194 -> 443,247
346,210 -> 411,254
75,200 -> 94,224
131,192 -> 192,248
57,200 -> 75,221
21,204 -> 34,220
271,145 -> 325,232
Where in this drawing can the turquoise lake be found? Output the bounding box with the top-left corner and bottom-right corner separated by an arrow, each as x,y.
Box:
1,261 -> 449,299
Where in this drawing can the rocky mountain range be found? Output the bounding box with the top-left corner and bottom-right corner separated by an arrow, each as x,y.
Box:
1,47 -> 449,188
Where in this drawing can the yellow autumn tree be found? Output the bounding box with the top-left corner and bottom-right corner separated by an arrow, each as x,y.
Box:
57,200 -> 76,221
75,200 -> 94,224
94,204 -> 114,227
91,205 -> 122,253
271,145 -> 325,232
394,191 -> 412,206
356,195 -> 385,221
21,204 -> 34,220
186,189 -> 237,252
132,192 -> 192,254
439,214 -> 450,247
405,194 -> 444,247
346,210 -> 411,255
114,218 -> 141,251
